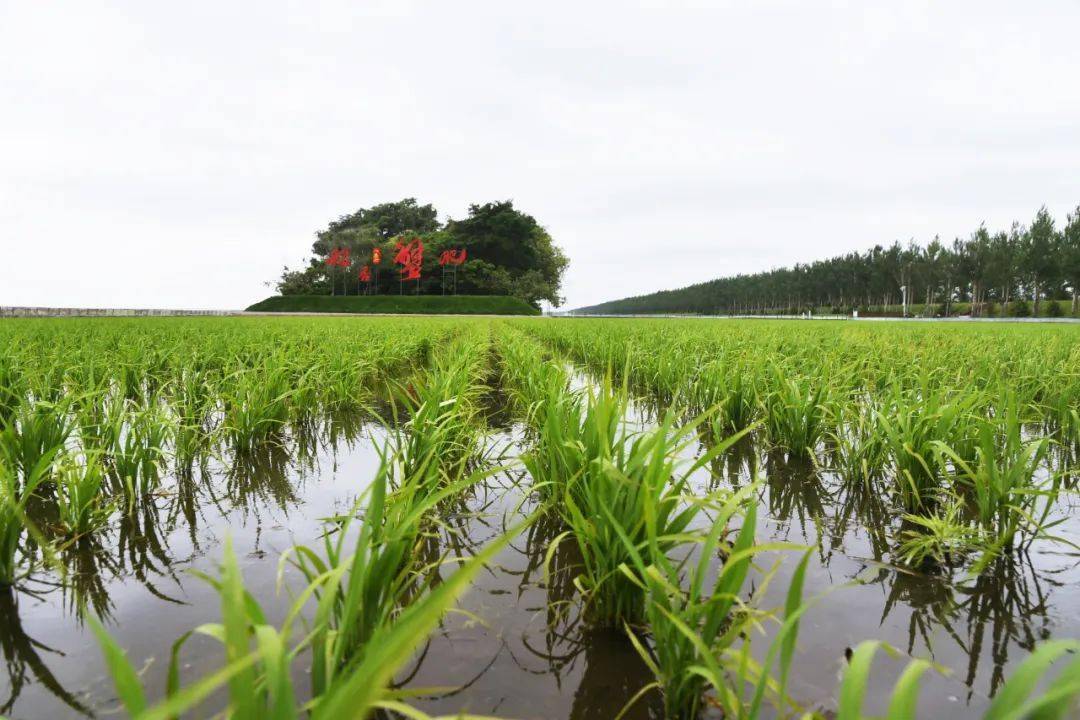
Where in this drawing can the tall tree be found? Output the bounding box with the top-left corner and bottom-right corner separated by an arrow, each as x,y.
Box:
1023,206 -> 1058,313
445,201 -> 569,307
326,198 -> 439,238
1062,206 -> 1080,313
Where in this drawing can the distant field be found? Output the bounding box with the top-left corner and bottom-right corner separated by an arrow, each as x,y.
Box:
245,294 -> 540,315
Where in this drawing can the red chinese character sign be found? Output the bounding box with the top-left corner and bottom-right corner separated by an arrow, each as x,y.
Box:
325,247 -> 352,295
439,248 -> 468,294
358,265 -> 371,283
393,237 -> 424,293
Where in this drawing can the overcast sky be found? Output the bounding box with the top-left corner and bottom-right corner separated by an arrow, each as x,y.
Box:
2,1 -> 1079,310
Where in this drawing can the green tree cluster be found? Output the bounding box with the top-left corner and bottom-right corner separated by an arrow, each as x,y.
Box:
578,204 -> 1080,317
274,199 -> 568,308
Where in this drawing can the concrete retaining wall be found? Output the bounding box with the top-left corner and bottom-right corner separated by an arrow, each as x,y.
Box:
0,306 -> 239,318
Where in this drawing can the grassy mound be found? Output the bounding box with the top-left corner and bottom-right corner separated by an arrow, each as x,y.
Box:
245,294 -> 540,315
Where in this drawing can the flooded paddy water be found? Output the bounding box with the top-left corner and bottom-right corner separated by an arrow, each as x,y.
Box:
0,317 -> 1078,719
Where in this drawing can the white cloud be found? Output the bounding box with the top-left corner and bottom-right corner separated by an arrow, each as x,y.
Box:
2,1 -> 1078,309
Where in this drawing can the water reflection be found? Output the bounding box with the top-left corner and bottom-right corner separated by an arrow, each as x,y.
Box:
0,587 -> 91,717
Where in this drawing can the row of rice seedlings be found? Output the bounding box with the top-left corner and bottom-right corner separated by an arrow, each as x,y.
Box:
278,325 -> 497,689
512,317 -> 1079,450
495,325 -> 582,506
389,328 -> 491,486
498,324 -> 807,716
548,377 -> 715,627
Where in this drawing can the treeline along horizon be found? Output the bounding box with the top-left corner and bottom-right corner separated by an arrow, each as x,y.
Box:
577,203 -> 1080,317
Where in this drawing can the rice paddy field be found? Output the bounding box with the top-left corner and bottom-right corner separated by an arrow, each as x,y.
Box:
0,316 -> 1078,719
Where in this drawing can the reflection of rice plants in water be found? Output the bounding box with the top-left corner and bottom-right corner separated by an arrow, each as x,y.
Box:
0,316 -> 1078,718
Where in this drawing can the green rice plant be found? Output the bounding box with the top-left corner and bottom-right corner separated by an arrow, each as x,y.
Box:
171,367 -> 220,461
546,376 -> 732,628
707,363 -> 760,434
0,353 -> 23,426
109,405 -> 172,505
834,641 -> 940,720
835,639 -> 1080,720
875,385 -> 977,513
616,481 -> 806,719
0,454 -> 52,584
53,451 -> 115,536
619,526 -> 814,720
896,499 -> 983,569
222,364 -> 298,454
824,399 -> 889,486
521,383 -> 585,503
90,525 -> 514,720
496,324 -> 583,502
497,325 -> 572,420
0,398 -> 72,486
933,397 -> 1059,564
761,364 -> 832,457
284,443 -> 485,695
390,336 -> 487,487
74,388 -> 125,455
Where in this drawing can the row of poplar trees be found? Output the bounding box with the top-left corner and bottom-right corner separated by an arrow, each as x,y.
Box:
581,204 -> 1080,317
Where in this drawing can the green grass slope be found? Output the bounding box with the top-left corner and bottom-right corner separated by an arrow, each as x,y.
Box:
245,295 -> 540,315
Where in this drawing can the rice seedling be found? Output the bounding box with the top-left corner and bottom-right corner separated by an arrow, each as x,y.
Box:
616,480 -> 809,720
896,499 -> 983,569
0,398 -> 72,487
540,375 -> 738,628
835,638 -> 1080,720
929,399 -> 1065,569
389,333 -> 489,486
73,388 -> 126,455
170,367 -> 220,461
695,361 -> 761,433
760,363 -> 833,457
875,384 -> 978,513
0,455 -> 52,585
108,404 -> 173,504
284,443 -> 487,694
824,399 -> 889,486
0,354 -> 22,427
222,363 -> 298,454
52,451 -> 116,536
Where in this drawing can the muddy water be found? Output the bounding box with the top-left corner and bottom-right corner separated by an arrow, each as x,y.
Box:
2,391 -> 1079,718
